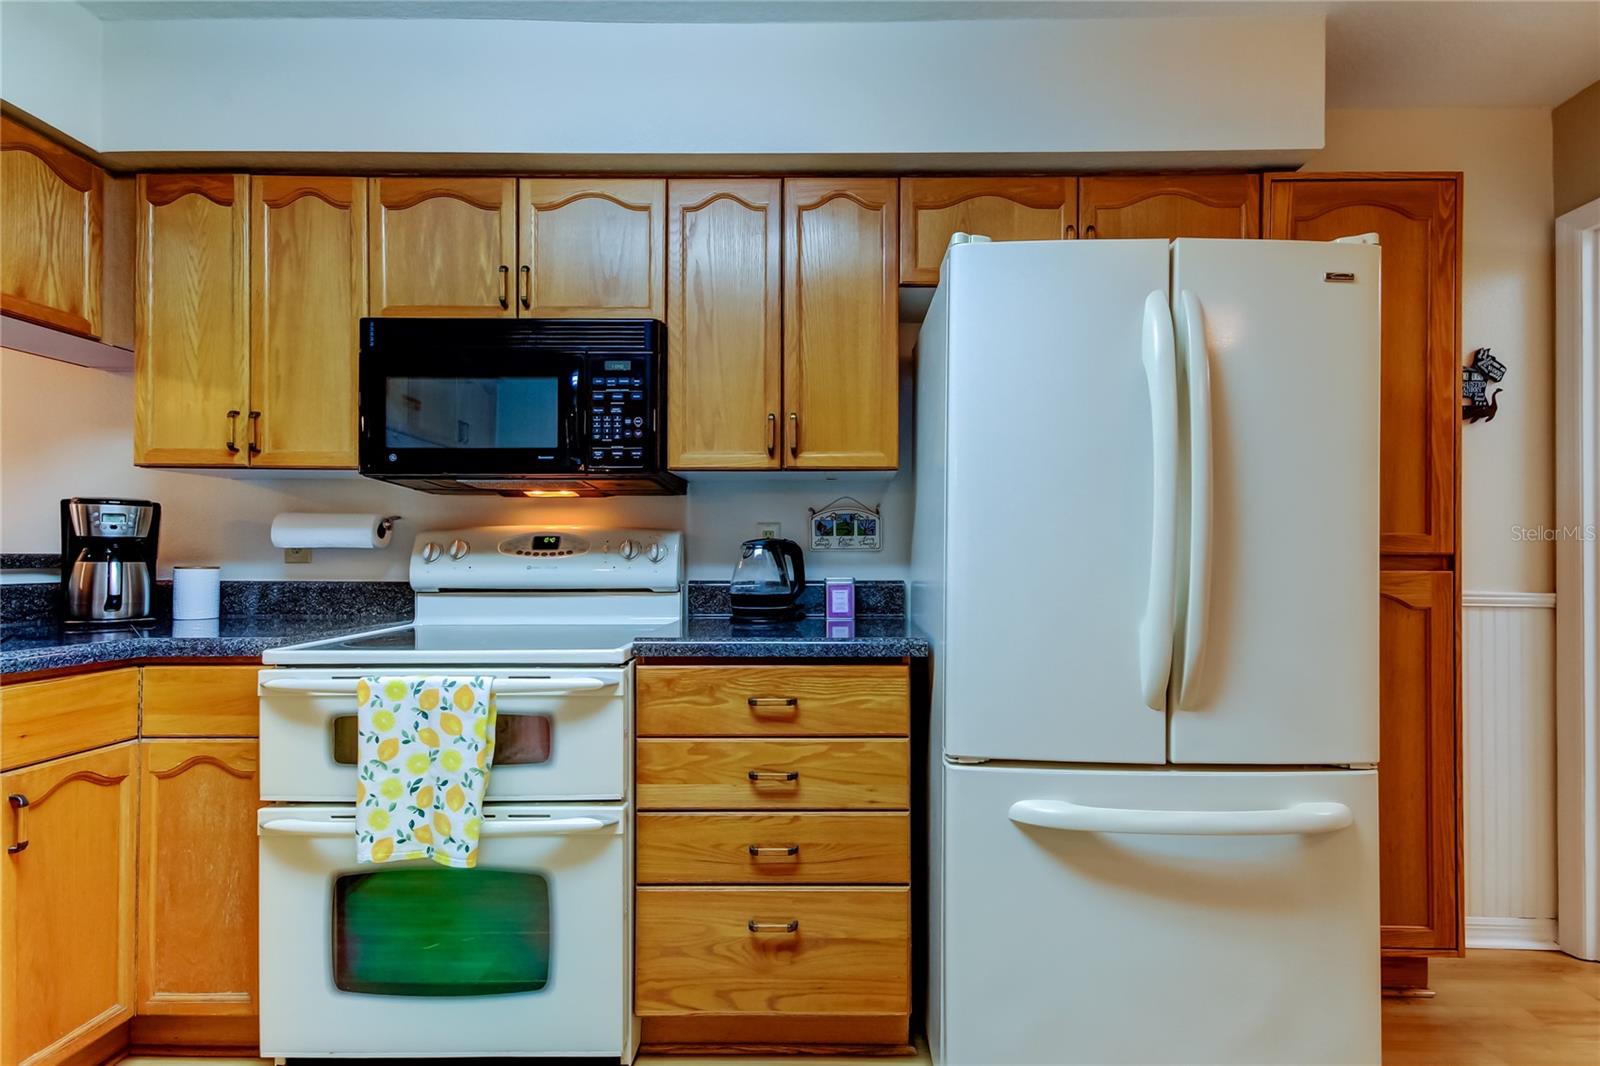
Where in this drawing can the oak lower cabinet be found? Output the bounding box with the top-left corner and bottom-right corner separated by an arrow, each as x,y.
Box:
1077,173 -> 1261,240
0,115 -> 104,338
634,664 -> 912,1050
0,743 -> 139,1066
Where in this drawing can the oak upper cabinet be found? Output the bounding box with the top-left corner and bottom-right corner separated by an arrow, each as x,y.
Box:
0,115 -> 103,338
1077,174 -> 1261,240
782,178 -> 900,470
1,743 -> 138,1066
519,179 -> 666,319
137,739 -> 260,1017
899,177 -> 1076,285
666,179 -> 783,469
1378,571 -> 1460,954
1265,175 -> 1461,556
135,174 -> 251,467
249,176 -> 367,468
368,177 -> 516,317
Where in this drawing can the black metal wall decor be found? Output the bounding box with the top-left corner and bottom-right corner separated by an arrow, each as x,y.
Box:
1462,346 -> 1507,424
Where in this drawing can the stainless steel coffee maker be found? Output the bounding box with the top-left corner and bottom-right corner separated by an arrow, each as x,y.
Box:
60,498 -> 161,626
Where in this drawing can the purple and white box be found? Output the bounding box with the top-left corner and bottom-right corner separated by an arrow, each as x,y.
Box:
825,577 -> 856,620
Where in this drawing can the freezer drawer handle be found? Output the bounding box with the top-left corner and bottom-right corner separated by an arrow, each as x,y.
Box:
1007,799 -> 1353,836
748,919 -> 800,934
259,676 -> 615,697
259,814 -> 619,838
748,770 -> 800,783
748,843 -> 801,858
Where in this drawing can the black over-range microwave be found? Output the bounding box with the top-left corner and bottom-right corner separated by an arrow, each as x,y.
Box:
358,318 -> 684,497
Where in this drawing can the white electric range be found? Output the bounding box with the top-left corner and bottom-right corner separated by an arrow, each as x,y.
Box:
256,526 -> 682,1062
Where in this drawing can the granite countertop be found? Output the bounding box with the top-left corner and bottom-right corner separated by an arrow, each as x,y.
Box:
635,614 -> 928,659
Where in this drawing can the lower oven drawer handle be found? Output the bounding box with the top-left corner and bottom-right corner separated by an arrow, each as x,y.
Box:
259,677 -> 616,696
259,814 -> 619,838
1007,799 -> 1353,836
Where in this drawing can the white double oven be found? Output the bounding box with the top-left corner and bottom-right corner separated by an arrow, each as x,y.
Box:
256,527 -> 683,1061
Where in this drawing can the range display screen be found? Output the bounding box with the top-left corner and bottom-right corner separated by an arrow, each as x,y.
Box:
531,535 -> 561,550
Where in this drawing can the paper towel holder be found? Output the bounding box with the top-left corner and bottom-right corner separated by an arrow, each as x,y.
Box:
379,516 -> 401,537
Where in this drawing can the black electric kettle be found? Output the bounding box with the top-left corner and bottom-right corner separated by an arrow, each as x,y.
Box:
730,538 -> 806,621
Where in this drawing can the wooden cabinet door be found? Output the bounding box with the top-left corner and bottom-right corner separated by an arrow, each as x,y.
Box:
0,743 -> 137,1066
1078,174 -> 1260,240
0,115 -> 103,338
1378,571 -> 1460,953
368,177 -> 516,317
135,174 -> 250,467
249,176 -> 367,468
899,177 -> 1076,285
1266,175 -> 1460,556
518,179 -> 666,319
666,179 -> 782,469
781,178 -> 899,470
136,739 -> 259,1017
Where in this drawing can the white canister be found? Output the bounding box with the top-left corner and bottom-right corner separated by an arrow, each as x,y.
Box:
171,566 -> 221,620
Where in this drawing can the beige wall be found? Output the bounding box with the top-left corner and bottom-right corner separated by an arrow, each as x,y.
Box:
1302,108 -> 1556,594
1554,81 -> 1600,217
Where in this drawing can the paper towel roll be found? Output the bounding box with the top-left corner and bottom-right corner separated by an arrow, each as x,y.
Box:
270,513 -> 394,550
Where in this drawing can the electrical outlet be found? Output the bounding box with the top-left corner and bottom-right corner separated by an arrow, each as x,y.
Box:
283,547 -> 313,564
756,521 -> 782,539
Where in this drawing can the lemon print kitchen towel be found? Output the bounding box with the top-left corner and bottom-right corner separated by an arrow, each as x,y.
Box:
357,676 -> 497,868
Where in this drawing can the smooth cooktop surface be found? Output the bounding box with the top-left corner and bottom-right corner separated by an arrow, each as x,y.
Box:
262,621 -> 683,666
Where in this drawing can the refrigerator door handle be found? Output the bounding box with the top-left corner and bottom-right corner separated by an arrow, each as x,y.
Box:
1138,291 -> 1178,711
1007,798 -> 1353,836
1175,290 -> 1214,709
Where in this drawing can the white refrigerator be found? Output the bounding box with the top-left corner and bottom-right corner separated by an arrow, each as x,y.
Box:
911,237 -> 1383,1065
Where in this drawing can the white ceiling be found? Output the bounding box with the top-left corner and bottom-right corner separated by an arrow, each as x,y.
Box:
65,0 -> 1600,108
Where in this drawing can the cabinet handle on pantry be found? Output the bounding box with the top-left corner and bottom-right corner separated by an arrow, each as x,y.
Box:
747,696 -> 799,716
519,265 -> 531,309
748,844 -> 801,858
748,919 -> 800,934
225,410 -> 241,454
766,413 -> 777,457
498,265 -> 510,309
7,794 -> 28,855
748,770 -> 799,783
248,410 -> 261,456
787,412 -> 799,458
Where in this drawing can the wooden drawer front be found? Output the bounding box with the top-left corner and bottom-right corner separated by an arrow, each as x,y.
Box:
637,812 -> 909,884
141,666 -> 261,737
635,887 -> 909,1016
637,665 -> 908,737
637,739 -> 908,810
1,669 -> 139,770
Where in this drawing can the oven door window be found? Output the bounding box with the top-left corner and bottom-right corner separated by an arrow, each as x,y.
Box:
333,868 -> 552,996
359,352 -> 584,475
331,714 -> 552,766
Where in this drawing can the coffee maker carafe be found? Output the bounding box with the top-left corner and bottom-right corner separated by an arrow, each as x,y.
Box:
60,498 -> 160,626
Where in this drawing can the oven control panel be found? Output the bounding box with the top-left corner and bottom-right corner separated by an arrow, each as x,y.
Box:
410,527 -> 683,592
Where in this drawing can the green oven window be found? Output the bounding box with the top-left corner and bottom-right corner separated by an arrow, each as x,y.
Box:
333,868 -> 551,996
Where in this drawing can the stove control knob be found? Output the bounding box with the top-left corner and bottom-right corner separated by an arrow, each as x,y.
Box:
647,542 -> 666,563
619,538 -> 639,560
448,539 -> 470,561
421,541 -> 442,563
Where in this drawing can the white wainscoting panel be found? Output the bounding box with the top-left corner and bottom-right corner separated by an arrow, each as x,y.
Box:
1462,591 -> 1557,948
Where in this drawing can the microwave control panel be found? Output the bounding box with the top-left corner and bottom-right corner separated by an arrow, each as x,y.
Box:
586,355 -> 650,469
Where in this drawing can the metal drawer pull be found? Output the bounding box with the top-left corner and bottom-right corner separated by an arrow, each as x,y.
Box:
7,794 -> 28,854
747,696 -> 799,716
748,919 -> 799,934
748,770 -> 799,783
748,843 -> 801,858
498,264 -> 510,309
225,409 -> 241,454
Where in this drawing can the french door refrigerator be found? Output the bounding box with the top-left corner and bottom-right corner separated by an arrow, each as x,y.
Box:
911,237 -> 1382,1065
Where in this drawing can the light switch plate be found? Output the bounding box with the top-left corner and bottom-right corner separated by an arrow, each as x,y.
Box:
283,547 -> 312,564
756,520 -> 782,539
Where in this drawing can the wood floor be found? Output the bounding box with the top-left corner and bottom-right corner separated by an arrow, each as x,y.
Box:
114,950 -> 1600,1065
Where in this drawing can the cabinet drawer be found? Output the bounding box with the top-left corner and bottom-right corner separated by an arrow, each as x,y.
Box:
637,739 -> 908,810
635,887 -> 909,1016
637,665 -> 908,737
0,668 -> 139,770
142,666 -> 261,736
637,812 -> 909,884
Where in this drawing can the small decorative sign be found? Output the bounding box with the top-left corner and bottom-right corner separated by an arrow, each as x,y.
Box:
810,496 -> 882,551
1463,347 -> 1507,424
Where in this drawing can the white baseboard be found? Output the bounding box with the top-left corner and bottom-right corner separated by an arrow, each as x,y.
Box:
1465,916 -> 1560,950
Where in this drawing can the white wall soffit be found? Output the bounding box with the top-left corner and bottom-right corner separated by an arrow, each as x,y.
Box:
0,0 -> 105,148
75,14 -> 1323,164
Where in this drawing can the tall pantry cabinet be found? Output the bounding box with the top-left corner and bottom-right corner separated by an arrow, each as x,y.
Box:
1266,173 -> 1464,973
